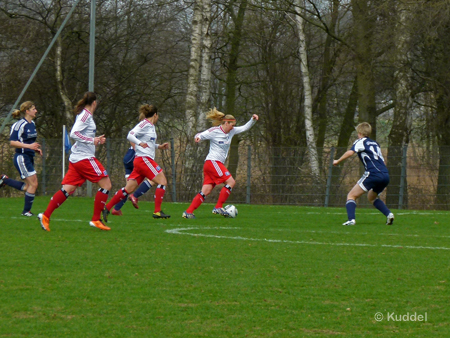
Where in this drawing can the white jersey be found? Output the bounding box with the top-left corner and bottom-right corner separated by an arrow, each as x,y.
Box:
127,119 -> 159,160
196,117 -> 256,163
69,109 -> 97,163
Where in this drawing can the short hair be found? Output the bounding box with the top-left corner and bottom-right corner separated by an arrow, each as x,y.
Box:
356,122 -> 372,137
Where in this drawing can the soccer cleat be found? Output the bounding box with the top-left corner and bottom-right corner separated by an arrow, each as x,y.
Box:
129,194 -> 139,209
342,219 -> 356,226
153,211 -> 171,219
111,208 -> 123,216
182,211 -> 196,219
38,213 -> 50,231
386,213 -> 395,225
212,207 -> 230,217
89,220 -> 111,231
22,211 -> 35,217
101,207 -> 110,223
0,174 -> 7,188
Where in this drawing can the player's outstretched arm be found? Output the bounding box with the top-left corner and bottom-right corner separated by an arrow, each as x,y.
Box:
333,150 -> 355,166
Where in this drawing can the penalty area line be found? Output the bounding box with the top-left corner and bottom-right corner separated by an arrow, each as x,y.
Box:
165,227 -> 450,251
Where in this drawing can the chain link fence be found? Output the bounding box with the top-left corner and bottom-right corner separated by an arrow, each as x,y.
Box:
0,139 -> 447,210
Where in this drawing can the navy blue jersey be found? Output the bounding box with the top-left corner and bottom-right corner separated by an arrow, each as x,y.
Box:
9,118 -> 37,157
351,137 -> 388,174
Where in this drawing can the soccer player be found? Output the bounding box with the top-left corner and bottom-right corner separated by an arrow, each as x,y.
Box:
38,92 -> 112,231
182,108 -> 259,219
111,143 -> 154,216
333,122 -> 394,226
1,101 -> 42,216
102,104 -> 170,220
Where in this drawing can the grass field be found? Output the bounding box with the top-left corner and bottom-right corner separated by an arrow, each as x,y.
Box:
1,196 -> 449,337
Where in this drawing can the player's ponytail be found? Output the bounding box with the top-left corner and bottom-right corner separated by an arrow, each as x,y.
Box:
206,107 -> 225,126
139,104 -> 157,119
74,92 -> 97,117
12,101 -> 35,119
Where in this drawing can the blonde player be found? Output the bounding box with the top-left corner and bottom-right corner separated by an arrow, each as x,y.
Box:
183,108 -> 258,219
38,92 -> 112,231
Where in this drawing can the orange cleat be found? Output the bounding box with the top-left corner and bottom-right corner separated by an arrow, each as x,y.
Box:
38,213 -> 50,231
89,220 -> 111,231
129,194 -> 139,209
111,208 -> 123,216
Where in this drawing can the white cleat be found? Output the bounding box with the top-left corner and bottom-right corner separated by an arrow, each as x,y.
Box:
342,219 -> 356,226
386,213 -> 395,225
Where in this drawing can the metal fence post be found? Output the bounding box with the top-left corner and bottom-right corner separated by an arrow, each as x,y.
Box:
42,139 -> 46,195
398,144 -> 408,210
171,138 -> 176,202
246,145 -> 252,204
324,147 -> 335,207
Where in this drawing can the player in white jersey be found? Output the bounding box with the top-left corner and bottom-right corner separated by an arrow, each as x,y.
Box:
1,101 -> 42,217
38,92 -> 112,231
102,104 -> 170,220
183,108 -> 259,219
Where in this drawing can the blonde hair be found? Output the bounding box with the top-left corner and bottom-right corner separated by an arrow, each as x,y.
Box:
12,101 -> 35,119
206,107 -> 235,127
356,122 -> 372,137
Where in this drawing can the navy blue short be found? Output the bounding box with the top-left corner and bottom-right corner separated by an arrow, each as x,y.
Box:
14,153 -> 36,179
357,171 -> 390,194
123,148 -> 135,177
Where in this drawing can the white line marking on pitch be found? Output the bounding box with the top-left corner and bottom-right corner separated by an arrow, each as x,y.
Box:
166,227 -> 450,250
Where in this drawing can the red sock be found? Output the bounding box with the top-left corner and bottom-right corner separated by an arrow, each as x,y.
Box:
215,185 -> 232,208
186,193 -> 205,213
154,185 -> 166,213
92,189 -> 109,221
44,189 -> 68,218
106,188 -> 128,211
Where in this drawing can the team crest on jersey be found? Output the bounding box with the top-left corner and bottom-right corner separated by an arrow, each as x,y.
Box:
156,166 -> 161,171
150,137 -> 155,141
225,171 -> 230,176
103,170 -> 108,176
219,141 -> 224,144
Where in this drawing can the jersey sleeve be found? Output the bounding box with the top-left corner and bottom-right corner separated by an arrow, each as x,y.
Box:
233,117 -> 256,135
196,128 -> 214,142
127,124 -> 144,145
70,113 -> 94,144
9,122 -> 21,142
351,138 -> 366,153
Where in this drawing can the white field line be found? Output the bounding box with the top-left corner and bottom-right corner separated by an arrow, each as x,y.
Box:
165,227 -> 450,251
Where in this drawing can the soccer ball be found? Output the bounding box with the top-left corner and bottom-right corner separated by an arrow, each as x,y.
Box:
224,204 -> 238,218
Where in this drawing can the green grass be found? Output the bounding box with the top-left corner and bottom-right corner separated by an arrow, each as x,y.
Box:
1,197 -> 449,337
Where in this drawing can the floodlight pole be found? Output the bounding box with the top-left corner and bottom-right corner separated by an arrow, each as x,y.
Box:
86,0 -> 96,197
0,0 -> 82,135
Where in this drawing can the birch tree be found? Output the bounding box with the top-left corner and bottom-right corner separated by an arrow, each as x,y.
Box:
294,0 -> 320,178
185,0 -> 204,135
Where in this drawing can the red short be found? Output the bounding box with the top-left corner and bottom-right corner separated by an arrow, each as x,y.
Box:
203,160 -> 231,186
128,156 -> 162,185
62,158 -> 108,186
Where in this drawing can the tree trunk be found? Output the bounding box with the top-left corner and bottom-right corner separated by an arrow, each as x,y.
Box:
185,0 -> 204,135
386,1 -> 413,209
197,0 -> 212,131
225,0 -> 248,179
352,0 -> 377,139
294,0 -> 320,178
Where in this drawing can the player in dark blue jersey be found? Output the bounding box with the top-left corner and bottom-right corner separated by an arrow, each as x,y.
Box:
110,143 -> 153,216
0,101 -> 42,216
333,122 -> 394,226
